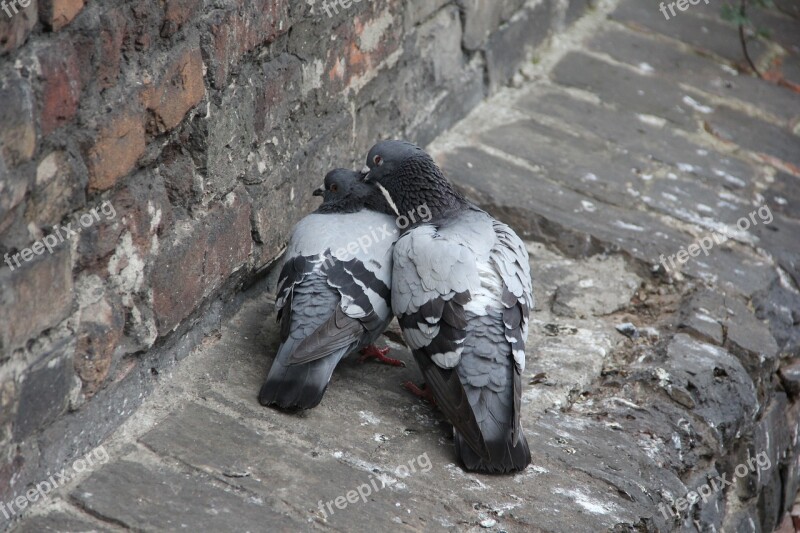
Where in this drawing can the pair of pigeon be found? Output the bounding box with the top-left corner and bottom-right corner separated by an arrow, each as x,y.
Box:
259,140 -> 533,474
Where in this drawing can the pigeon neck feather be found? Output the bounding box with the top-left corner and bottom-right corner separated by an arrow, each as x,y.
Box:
387,155 -> 468,220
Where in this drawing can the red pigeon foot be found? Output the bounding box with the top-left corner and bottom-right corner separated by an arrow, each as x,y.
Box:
357,344 -> 405,367
402,381 -> 437,406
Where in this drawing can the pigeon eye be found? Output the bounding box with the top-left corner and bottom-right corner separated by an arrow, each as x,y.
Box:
373,155 -> 383,166
330,183 -> 338,192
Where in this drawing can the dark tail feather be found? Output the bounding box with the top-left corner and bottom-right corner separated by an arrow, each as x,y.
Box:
454,429 -> 531,474
258,351 -> 343,410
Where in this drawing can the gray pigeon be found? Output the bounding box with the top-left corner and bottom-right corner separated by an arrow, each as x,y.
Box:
259,169 -> 402,410
362,141 -> 533,473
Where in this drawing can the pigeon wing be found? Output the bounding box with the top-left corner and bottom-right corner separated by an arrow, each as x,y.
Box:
287,251 -> 393,366
491,220 -> 533,445
275,254 -> 317,342
393,225 -> 490,460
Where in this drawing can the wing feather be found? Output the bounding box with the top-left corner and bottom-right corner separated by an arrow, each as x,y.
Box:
392,224 -> 490,459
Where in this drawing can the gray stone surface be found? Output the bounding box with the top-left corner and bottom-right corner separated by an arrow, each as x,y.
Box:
548,255 -> 641,318
753,279 -> 800,358
551,51 -> 704,130
13,511 -> 115,533
662,334 -> 757,448
781,359 -> 800,398
610,0 -> 769,64
678,289 -> 781,393
72,458 -> 299,531
704,105 -> 800,169
587,27 -> 800,126
13,338 -> 75,442
485,0 -> 555,90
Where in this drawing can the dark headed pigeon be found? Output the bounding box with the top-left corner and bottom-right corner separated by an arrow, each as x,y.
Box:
362,141 -> 533,473
259,169 -> 402,410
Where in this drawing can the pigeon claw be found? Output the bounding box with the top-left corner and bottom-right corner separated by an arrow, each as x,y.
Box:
358,344 -> 405,367
402,381 -> 437,406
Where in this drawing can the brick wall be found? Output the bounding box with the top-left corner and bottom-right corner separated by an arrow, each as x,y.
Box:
0,0 -> 592,508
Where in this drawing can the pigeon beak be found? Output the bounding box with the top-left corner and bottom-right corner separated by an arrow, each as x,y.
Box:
361,165 -> 371,181
312,187 -> 324,197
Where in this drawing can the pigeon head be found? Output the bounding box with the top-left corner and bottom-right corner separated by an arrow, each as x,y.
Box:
314,168 -> 392,214
362,140 -> 465,219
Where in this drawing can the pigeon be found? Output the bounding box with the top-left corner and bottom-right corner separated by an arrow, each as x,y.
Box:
258,169 -> 403,410
362,140 -> 533,473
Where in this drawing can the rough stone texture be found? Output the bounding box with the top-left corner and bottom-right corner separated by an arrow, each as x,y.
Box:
72,458 -> 298,531
0,0 -> 37,56
83,110 -> 147,192
142,41 -> 205,135
781,359 -> 800,398
27,150 -> 86,230
485,0 -> 554,90
13,337 -> 75,442
38,0 -> 84,31
587,27 -> 800,127
610,0 -> 770,67
5,0 -> 800,531
460,0 -> 526,50
753,278 -> 800,358
678,289 -> 781,403
0,247 -> 73,353
73,291 -> 125,397
0,76 -> 36,166
151,191 -> 252,335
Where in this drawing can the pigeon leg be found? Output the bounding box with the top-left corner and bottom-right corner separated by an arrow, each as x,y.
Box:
402,381 -> 437,406
357,344 -> 405,367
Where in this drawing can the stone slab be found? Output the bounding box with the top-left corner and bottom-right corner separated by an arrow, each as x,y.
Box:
71,459 -> 300,532
587,27 -> 800,125
610,0 -> 769,64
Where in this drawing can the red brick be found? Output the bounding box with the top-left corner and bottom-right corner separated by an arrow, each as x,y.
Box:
151,221 -> 205,334
254,54 -> 302,137
151,191 -> 251,334
0,0 -> 37,56
130,0 -> 163,53
142,44 -> 205,134
159,142 -> 201,206
39,0 -> 85,31
0,247 -> 73,352
205,0 -> 290,88
77,171 -> 170,275
96,11 -> 127,89
38,39 -> 82,136
85,110 -> 146,192
28,150 -> 86,228
0,77 -> 36,165
60,8 -> 124,92
161,0 -> 201,37
323,8 -> 404,95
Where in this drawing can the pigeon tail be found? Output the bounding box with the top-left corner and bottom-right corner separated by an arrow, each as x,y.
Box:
454,428 -> 531,474
258,349 -> 344,410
